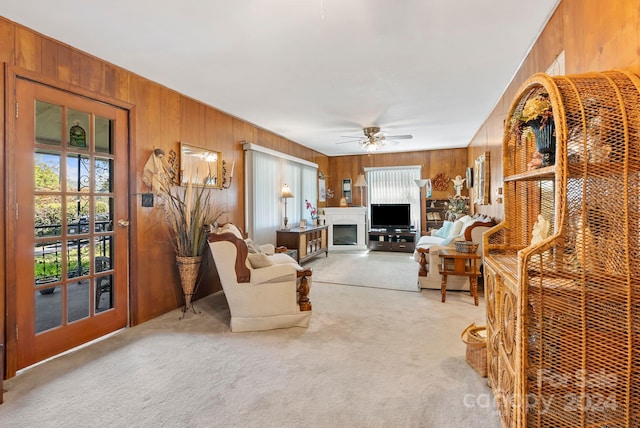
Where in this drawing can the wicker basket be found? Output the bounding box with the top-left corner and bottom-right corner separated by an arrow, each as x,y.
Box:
461,323 -> 487,377
454,241 -> 479,254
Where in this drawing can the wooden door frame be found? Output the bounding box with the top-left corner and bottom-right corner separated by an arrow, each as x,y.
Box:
3,65 -> 136,378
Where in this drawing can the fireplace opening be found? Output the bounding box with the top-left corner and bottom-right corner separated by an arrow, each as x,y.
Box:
333,224 -> 357,246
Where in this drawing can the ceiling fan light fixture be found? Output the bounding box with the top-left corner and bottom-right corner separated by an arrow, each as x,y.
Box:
362,140 -> 381,152
339,126 -> 412,152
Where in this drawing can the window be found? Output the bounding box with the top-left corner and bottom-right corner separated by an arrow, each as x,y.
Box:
244,144 -> 318,244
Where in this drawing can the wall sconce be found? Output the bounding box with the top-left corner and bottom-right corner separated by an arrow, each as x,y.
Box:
219,160 -> 235,189
281,184 -> 294,229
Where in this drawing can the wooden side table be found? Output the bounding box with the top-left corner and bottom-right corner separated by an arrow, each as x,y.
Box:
438,248 -> 481,306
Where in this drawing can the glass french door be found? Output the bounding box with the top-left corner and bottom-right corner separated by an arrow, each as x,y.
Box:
12,78 -> 129,370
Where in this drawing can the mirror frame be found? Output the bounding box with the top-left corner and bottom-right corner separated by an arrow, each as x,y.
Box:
179,142 -> 223,188
474,152 -> 490,205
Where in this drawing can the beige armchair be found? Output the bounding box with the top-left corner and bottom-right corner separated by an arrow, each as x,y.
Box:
207,231 -> 312,332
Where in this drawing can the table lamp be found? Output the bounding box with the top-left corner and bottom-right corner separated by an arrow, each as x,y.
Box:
281,184 -> 294,229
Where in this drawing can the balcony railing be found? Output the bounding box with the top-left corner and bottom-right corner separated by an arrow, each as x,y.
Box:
34,220 -> 112,283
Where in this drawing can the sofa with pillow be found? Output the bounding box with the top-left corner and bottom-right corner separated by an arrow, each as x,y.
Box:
208,223 -> 312,332
414,214 -> 495,290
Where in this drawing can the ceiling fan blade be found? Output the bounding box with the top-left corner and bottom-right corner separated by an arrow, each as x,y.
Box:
336,139 -> 365,145
385,135 -> 413,139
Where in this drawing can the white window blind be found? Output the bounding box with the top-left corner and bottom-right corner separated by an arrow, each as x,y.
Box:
244,144 -> 318,244
365,166 -> 422,230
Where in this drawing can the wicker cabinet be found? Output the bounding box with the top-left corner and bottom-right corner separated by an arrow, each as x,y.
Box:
484,71 -> 640,427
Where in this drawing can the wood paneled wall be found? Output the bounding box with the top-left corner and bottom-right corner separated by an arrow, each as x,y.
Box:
0,17 -> 328,328
328,149 -> 468,205
468,0 -> 640,220
327,148 -> 468,233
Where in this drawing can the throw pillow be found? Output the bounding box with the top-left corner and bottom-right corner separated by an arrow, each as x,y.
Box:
259,243 -> 275,255
217,223 -> 243,239
247,253 -> 274,269
435,221 -> 453,238
245,239 -> 261,254
458,215 -> 472,224
269,253 -> 298,265
447,220 -> 464,239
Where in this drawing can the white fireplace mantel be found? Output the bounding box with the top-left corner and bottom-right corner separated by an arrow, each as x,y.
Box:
323,207 -> 367,251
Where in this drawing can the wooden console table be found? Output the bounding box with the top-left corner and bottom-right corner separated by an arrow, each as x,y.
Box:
276,225 -> 328,264
438,248 -> 481,306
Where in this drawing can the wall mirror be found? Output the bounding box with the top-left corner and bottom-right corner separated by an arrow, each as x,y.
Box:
180,142 -> 223,188
474,152 -> 490,205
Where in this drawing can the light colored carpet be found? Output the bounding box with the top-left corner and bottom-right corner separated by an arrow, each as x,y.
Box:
305,250 -> 421,292
0,283 -> 500,428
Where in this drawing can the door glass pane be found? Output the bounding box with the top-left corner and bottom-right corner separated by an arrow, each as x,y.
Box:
68,280 -> 90,323
95,116 -> 112,154
67,109 -> 89,149
94,158 -> 112,193
67,237 -> 90,279
35,151 -> 61,191
35,288 -> 62,334
94,235 -> 113,260
35,101 -> 62,146
35,195 -> 62,237
35,240 -> 63,283
66,195 -> 90,235
66,154 -> 91,192
95,255 -> 113,314
95,197 -> 113,232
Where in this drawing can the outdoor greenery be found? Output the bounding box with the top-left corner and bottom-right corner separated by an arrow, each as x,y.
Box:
35,155 -> 110,236
35,240 -> 111,280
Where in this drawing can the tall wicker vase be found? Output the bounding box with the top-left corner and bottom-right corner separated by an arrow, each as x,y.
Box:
175,255 -> 202,316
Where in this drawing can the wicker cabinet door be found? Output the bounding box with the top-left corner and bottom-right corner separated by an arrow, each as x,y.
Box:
484,263 -> 500,390
497,281 -> 518,428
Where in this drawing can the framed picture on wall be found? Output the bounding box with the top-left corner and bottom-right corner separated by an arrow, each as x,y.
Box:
319,178 -> 326,202
473,152 -> 490,205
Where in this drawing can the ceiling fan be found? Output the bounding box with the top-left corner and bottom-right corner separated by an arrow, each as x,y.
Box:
338,126 -> 413,152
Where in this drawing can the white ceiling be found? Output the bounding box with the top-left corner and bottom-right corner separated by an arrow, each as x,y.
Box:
2,0 -> 559,156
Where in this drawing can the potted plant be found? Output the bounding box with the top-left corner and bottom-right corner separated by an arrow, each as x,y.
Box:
508,91 -> 556,167
157,174 -> 224,314
444,195 -> 470,222
305,199 -> 319,225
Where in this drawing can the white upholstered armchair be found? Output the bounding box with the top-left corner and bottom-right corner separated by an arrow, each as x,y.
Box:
207,231 -> 312,332
414,214 -> 495,290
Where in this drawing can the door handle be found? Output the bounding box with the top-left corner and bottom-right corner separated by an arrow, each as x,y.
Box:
118,219 -> 130,227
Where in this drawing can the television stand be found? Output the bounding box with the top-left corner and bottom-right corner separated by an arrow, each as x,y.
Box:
368,229 -> 418,253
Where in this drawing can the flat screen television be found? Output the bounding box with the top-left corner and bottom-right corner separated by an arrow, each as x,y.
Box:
370,203 -> 412,230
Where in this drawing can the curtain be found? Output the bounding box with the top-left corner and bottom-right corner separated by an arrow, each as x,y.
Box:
365,166 -> 422,230
245,145 -> 317,244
